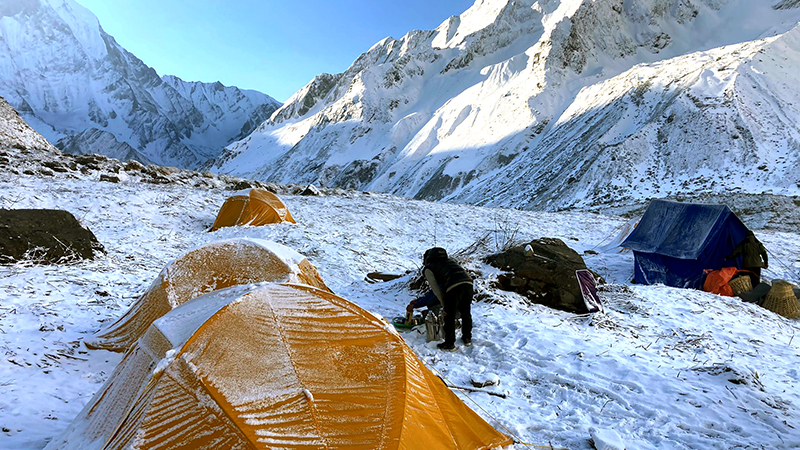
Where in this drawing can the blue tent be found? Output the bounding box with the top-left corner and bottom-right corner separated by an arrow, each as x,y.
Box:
621,200 -> 750,288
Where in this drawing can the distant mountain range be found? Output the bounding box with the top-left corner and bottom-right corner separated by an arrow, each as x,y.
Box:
210,0 -> 800,211
0,0 -> 281,168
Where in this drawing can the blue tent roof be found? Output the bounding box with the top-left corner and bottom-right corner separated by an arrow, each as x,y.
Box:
621,200 -> 750,288
622,200 -> 746,259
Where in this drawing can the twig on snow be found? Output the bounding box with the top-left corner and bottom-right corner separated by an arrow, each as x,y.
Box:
726,385 -> 738,400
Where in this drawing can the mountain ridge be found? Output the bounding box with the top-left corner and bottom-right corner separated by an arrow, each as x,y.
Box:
0,0 -> 281,168
211,0 -> 800,211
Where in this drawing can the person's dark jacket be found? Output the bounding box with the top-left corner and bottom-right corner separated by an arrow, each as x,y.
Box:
727,233 -> 768,269
423,247 -> 472,302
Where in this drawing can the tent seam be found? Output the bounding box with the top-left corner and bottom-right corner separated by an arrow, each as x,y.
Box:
381,337 -> 406,449
423,358 -> 460,448
167,301 -> 263,450
264,288 -> 331,449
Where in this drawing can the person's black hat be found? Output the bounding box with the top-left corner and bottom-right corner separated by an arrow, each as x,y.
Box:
423,247 -> 448,265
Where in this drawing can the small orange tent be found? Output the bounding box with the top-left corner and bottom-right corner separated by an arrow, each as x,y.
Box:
84,239 -> 329,352
48,283 -> 513,450
211,188 -> 295,231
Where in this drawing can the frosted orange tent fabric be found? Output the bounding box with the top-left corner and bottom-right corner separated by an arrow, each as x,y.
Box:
84,238 -> 329,352
211,188 -> 296,231
48,283 -> 512,450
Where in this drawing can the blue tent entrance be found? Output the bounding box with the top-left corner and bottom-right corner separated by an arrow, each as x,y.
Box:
621,200 -> 750,289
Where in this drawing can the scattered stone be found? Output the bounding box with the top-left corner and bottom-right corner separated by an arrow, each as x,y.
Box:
470,373 -> 500,388
301,184 -> 322,196
123,160 -> 144,172
0,209 -> 105,264
144,164 -> 179,177
144,175 -> 170,184
74,154 -> 107,165
232,180 -> 253,190
485,237 -> 604,313
99,174 -> 120,183
42,161 -> 69,173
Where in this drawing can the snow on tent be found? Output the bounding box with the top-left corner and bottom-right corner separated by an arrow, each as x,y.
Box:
84,239 -> 329,352
596,217 -> 638,253
47,283 -> 513,450
621,199 -> 749,289
211,188 -> 296,231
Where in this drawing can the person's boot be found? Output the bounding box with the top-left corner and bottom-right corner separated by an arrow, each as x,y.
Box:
437,342 -> 456,351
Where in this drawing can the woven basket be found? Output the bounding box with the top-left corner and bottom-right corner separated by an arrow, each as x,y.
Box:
762,280 -> 800,319
729,275 -> 753,295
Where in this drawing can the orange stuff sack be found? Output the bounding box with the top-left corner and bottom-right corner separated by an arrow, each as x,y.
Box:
703,267 -> 742,296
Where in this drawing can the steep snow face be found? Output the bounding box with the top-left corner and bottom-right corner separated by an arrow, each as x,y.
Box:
0,95 -> 56,152
0,0 -> 281,168
212,0 -> 800,210
55,128 -> 151,164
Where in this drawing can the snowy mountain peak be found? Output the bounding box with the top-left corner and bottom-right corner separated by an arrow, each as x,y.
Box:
212,0 -> 800,211
0,0 -> 281,168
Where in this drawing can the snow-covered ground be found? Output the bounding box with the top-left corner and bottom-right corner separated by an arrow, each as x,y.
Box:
1,173 -> 799,449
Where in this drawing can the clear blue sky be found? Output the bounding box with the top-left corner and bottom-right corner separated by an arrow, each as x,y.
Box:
75,0 -> 475,101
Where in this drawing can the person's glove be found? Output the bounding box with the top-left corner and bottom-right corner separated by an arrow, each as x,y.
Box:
764,264 -> 768,270
406,301 -> 415,313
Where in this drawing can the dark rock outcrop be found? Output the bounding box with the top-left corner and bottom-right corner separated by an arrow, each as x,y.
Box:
0,209 -> 104,264
300,184 -> 322,196
485,238 -> 602,313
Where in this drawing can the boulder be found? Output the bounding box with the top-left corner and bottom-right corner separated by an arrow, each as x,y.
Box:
485,237 -> 602,313
0,209 -> 104,264
301,184 -> 322,196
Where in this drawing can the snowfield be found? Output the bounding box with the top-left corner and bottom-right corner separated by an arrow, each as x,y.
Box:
1,172 -> 799,450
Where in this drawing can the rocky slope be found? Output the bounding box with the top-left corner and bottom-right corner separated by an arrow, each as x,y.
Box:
0,95 -> 56,153
0,0 -> 281,169
212,0 -> 800,212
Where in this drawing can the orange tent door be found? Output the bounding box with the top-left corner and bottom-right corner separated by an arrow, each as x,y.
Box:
210,195 -> 250,231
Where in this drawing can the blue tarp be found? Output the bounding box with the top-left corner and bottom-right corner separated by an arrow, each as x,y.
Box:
621,200 -> 750,289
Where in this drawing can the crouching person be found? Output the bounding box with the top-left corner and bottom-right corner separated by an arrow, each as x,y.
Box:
422,247 -> 473,351
406,290 -> 441,316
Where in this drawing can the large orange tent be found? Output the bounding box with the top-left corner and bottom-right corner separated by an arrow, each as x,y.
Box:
85,238 -> 329,352
211,188 -> 296,231
48,283 -> 513,450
